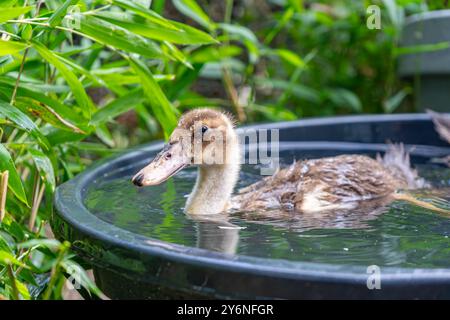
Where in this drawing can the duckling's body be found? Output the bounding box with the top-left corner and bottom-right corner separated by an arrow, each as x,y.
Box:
234,155 -> 392,213
133,108 -> 431,216
232,153 -> 423,213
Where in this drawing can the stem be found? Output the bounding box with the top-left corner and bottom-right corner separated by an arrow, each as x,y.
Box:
222,67 -> 246,122
224,0 -> 233,25
43,243 -> 70,300
0,30 -> 21,39
29,178 -> 45,232
10,48 -> 29,106
0,171 -> 8,222
6,264 -> 19,300
221,0 -> 245,121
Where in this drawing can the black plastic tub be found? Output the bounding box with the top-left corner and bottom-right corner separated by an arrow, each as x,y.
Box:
52,114 -> 450,299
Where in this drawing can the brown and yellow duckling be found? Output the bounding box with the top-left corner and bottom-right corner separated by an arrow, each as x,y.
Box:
132,108 -> 446,215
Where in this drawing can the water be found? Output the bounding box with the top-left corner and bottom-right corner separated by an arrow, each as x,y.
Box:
84,151 -> 450,269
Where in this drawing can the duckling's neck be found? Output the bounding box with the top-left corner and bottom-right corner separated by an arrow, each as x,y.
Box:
185,148 -> 240,215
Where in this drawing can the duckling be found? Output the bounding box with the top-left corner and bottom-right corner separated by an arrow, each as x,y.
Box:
132,108 -> 445,215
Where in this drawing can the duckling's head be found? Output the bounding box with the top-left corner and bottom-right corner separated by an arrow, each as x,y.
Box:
132,108 -> 238,187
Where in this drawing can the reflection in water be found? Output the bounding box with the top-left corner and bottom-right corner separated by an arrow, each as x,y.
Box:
85,163 -> 450,268
194,219 -> 240,254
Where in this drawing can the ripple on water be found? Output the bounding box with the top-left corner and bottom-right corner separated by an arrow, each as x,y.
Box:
84,164 -> 450,268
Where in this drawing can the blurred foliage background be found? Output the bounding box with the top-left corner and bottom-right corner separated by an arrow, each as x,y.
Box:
0,0 -> 449,299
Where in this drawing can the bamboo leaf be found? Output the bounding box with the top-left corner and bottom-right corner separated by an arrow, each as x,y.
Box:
94,11 -> 217,45
162,41 -> 192,68
0,143 -> 28,206
0,39 -> 28,55
255,77 -> 320,103
0,80 -> 87,126
61,259 -> 103,298
384,89 -> 410,113
273,49 -> 305,68
15,278 -> 31,299
113,0 -> 180,31
0,6 -> 33,24
91,88 -> 144,125
219,23 -> 259,44
72,14 -> 166,59
18,239 -> 62,250
327,88 -> 362,112
395,42 -> 450,56
32,41 -> 94,119
129,57 -> 178,135
95,124 -> 114,148
0,250 -> 28,267
0,1 -> 19,7
0,100 -> 50,150
15,97 -> 86,134
48,0 -> 80,27
29,149 -> 56,192
172,0 -> 215,30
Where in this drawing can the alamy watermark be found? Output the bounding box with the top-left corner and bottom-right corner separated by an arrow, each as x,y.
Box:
366,5 -> 381,30
65,264 -> 82,291
366,265 -> 381,290
167,122 -> 280,175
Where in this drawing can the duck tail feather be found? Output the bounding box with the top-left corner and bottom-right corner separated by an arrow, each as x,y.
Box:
393,192 -> 450,215
428,109 -> 450,144
377,143 -> 427,189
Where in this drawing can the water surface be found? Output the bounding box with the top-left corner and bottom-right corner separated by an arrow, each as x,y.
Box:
85,150 -> 450,268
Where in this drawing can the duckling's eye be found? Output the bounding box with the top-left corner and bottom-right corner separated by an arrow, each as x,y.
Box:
165,153 -> 172,160
201,125 -> 208,134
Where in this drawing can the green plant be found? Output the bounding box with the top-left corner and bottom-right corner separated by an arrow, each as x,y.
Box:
0,0 -> 220,300
1,0 -> 449,300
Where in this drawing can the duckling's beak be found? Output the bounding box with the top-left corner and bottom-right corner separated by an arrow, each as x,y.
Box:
132,142 -> 190,187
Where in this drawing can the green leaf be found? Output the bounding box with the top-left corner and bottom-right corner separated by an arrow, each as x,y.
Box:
191,45 -> 242,63
113,0 -> 180,31
384,89 -> 410,113
0,6 -> 33,24
129,57 -> 178,135
32,41 -> 94,119
20,24 -> 32,40
0,100 -> 50,150
61,259 -> 103,298
18,239 -> 62,250
162,41 -> 192,68
46,128 -> 86,146
0,39 -> 28,55
219,23 -> 260,62
15,97 -> 86,134
94,12 -> 217,45
255,77 -> 320,103
0,80 -> 87,126
95,124 -> 115,148
0,0 -> 19,7
15,278 -> 31,299
0,250 -> 28,268
29,149 -> 56,192
273,49 -> 305,68
382,0 -> 404,30
219,23 -> 259,44
395,42 -> 450,56
327,88 -> 362,112
172,0 -> 215,30
0,143 -> 28,206
91,88 -> 144,125
48,0 -> 80,27
72,14 -> 166,59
